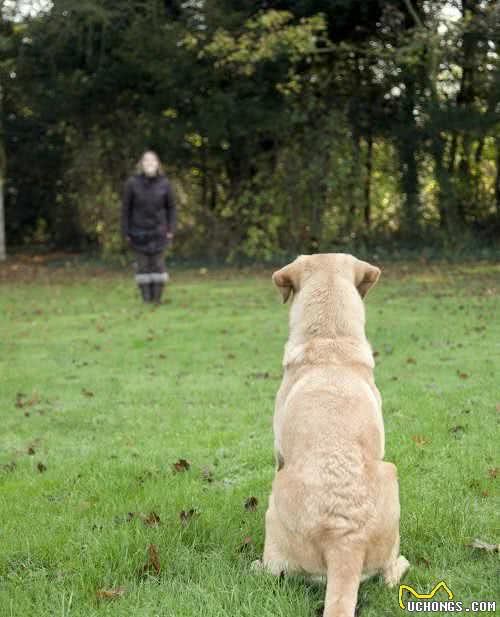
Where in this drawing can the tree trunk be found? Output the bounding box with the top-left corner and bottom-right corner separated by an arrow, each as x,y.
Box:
495,139 -> 500,221
0,82 -> 5,261
431,132 -> 457,232
347,130 -> 362,232
398,78 -> 420,237
0,174 -> 5,261
363,134 -> 373,229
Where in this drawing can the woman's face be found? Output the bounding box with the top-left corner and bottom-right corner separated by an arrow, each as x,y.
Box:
142,152 -> 160,177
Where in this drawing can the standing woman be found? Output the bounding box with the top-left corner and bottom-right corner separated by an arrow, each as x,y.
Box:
121,151 -> 176,304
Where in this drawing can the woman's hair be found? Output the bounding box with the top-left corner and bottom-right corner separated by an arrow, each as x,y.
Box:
135,150 -> 164,175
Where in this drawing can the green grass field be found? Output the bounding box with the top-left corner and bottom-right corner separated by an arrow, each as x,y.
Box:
1,259 -> 498,617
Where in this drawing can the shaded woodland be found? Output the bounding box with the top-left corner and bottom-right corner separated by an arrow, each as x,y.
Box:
1,0 -> 499,260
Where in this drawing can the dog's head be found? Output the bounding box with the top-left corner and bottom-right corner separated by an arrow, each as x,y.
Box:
272,254 -> 380,304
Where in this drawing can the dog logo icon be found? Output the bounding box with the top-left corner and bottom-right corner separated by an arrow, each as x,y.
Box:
399,581 -> 453,609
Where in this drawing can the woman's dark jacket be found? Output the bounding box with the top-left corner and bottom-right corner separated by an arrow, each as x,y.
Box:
121,173 -> 176,255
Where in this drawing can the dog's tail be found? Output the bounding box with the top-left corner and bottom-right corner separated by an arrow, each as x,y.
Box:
322,544 -> 364,617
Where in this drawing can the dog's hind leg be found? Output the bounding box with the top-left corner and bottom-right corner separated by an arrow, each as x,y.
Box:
253,492 -> 296,576
364,461 -> 410,587
323,543 -> 364,617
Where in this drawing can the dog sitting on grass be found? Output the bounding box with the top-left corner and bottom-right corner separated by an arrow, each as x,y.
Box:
254,254 -> 409,617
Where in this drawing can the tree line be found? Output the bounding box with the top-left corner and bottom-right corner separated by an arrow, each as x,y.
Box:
1,0 -> 499,261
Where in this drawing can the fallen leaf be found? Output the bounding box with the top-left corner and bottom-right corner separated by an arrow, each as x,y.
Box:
238,536 -> 254,552
481,490 -> 489,497
27,446 -> 36,455
180,509 -> 200,525
172,459 -> 190,473
159,353 -> 167,359
82,388 -> 94,397
244,496 -> 259,512
251,371 -> 270,379
141,512 -> 161,527
449,425 -> 466,437
15,392 -> 39,408
147,543 -> 161,575
496,403 -> 500,413
373,351 -> 380,358
37,462 -> 47,473
406,357 -> 416,365
201,466 -> 214,483
457,371 -> 469,379
411,435 -> 429,447
467,539 -> 499,552
1,461 -> 16,473
488,468 -> 499,479
96,587 -> 126,599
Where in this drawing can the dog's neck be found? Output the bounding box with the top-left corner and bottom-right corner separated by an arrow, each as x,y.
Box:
283,280 -> 374,370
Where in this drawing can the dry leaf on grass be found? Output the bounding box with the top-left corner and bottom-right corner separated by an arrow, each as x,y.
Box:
1,461 -> 16,473
37,462 -> 47,473
172,458 -> 191,473
180,509 -> 200,525
81,388 -> 95,397
139,544 -> 161,576
244,496 -> 259,512
124,511 -> 161,526
201,466 -> 214,483
467,539 -> 499,552
449,425 -> 466,436
96,587 -> 126,599
411,435 -> 429,447
457,371 -> 469,379
238,536 -> 254,552
487,467 -> 498,479
148,544 -> 161,574
142,511 -> 161,527
406,357 -> 417,365
15,392 -> 40,408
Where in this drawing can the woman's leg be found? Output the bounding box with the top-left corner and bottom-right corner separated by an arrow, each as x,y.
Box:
150,252 -> 169,304
135,252 -> 153,302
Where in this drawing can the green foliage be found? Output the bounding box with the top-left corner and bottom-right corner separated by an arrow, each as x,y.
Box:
1,0 -> 499,257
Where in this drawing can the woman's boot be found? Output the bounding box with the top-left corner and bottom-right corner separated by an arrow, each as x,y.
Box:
151,282 -> 164,304
151,272 -> 169,304
136,274 -> 153,303
139,283 -> 153,303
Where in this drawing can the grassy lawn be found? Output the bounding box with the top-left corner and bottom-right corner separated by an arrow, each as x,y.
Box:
0,259 -> 498,616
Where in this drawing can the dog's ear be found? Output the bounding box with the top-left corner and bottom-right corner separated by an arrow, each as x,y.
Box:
355,259 -> 381,299
272,260 -> 300,303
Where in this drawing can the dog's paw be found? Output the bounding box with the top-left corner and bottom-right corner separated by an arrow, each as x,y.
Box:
251,558 -> 289,577
384,555 -> 410,588
251,559 -> 264,572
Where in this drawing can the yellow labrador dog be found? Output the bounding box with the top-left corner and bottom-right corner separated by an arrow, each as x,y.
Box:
256,254 -> 409,617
